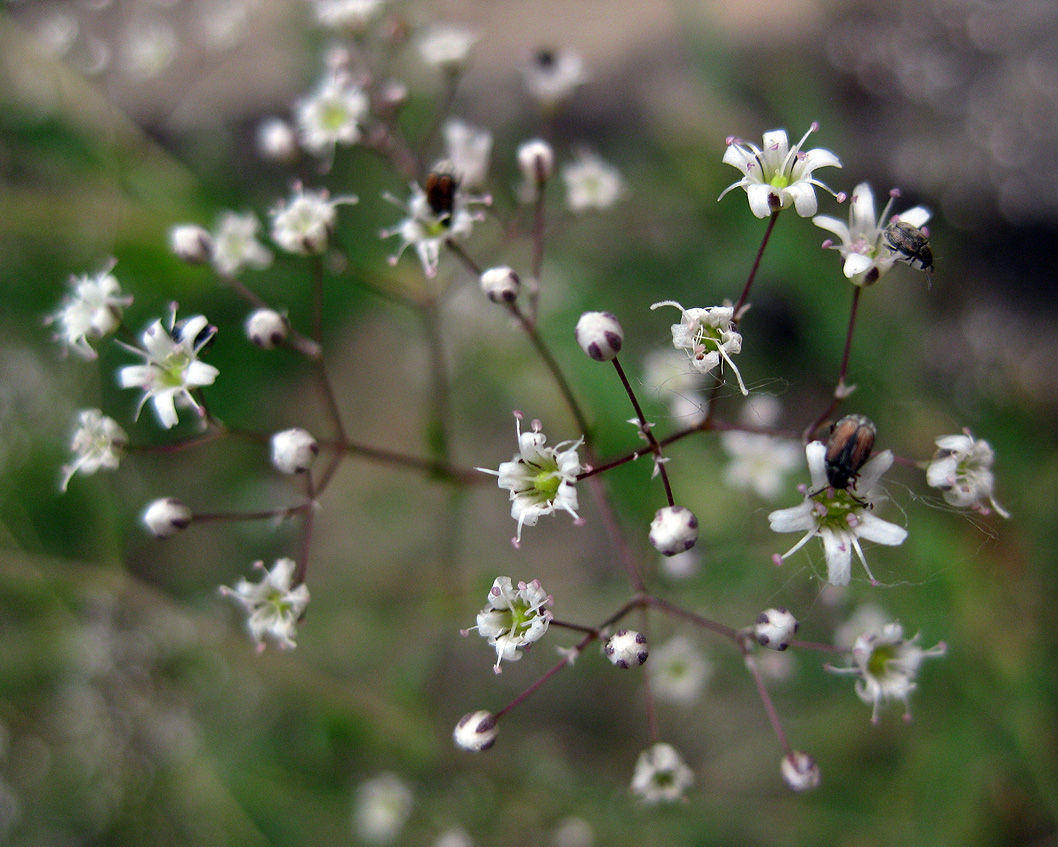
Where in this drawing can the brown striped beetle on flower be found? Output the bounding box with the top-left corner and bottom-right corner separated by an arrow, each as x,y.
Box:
883,220 -> 933,274
824,414 -> 877,490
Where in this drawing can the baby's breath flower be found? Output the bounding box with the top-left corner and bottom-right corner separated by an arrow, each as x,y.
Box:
927,430 -> 1010,518
781,751 -> 821,792
245,308 -> 288,348
453,710 -> 498,751
651,300 -> 748,395
648,505 -> 699,556
630,742 -> 694,804
574,311 -> 623,361
270,428 -> 319,474
352,772 -> 413,845
517,138 -> 554,183
464,576 -> 553,673
117,309 -> 218,429
219,558 -> 310,652
827,622 -> 946,723
443,119 -> 492,189
813,183 -> 931,286
604,629 -> 648,669
479,266 -> 520,303
416,23 -> 479,73
256,116 -> 299,163
169,224 -> 213,264
768,441 -> 906,586
60,409 -> 127,492
522,47 -> 587,110
294,70 -> 369,159
210,212 -> 273,276
648,636 -> 712,704
720,124 -> 841,218
271,185 -> 358,255
561,150 -> 622,213
142,497 -> 192,538
46,260 -> 132,360
476,413 -> 583,546
753,608 -> 799,651
312,0 -> 386,33
721,428 -> 803,500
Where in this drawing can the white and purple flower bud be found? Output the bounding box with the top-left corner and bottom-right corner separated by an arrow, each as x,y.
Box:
605,629 -> 648,669
649,505 -> 698,556
245,308 -> 289,349
780,751 -> 821,792
453,710 -> 498,751
517,138 -> 554,183
574,311 -> 623,362
271,428 -> 319,474
143,497 -> 192,538
479,266 -> 520,303
169,224 -> 213,265
754,607 -> 799,651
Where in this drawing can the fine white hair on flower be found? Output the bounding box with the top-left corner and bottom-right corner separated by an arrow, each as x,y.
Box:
650,300 -> 748,395
812,183 -> 930,286
719,123 -> 841,218
768,440 -> 907,586
462,576 -> 553,673
476,412 -> 584,546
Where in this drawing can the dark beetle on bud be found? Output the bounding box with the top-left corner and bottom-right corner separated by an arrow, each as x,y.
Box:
824,414 -> 876,490
425,169 -> 459,221
883,221 -> 933,274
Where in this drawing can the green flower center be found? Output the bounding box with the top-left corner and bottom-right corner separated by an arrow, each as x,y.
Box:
532,467 -> 561,502
160,350 -> 193,388
866,643 -> 896,678
769,173 -> 790,189
321,102 -> 352,132
812,489 -> 862,532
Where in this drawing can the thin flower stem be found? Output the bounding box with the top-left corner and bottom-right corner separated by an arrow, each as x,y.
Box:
612,356 -> 675,507
421,298 -> 453,462
192,503 -> 311,523
788,638 -> 847,654
527,177 -> 548,327
639,604 -> 659,743
295,472 -> 317,585
132,424 -> 229,454
549,619 -> 599,634
333,440 -> 481,483
733,209 -> 780,318
745,652 -> 792,756
218,271 -> 320,358
804,284 -> 862,442
444,238 -> 483,277
643,594 -> 740,642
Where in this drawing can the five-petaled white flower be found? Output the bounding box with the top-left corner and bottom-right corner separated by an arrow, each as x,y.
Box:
476,412 -> 583,546
219,558 -> 310,651
522,48 -> 588,110
118,308 -> 219,429
381,172 -> 488,278
827,621 -> 946,723
271,185 -> 358,255
721,429 -> 803,500
464,576 -> 553,673
630,742 -> 694,804
927,430 -> 1010,518
813,183 -> 930,286
768,440 -> 907,586
60,408 -> 128,492
46,260 -> 132,360
416,23 -> 480,73
210,211 -> 274,276
719,123 -> 841,218
294,69 -> 369,160
561,150 -> 623,213
443,118 -> 492,189
651,300 -> 748,395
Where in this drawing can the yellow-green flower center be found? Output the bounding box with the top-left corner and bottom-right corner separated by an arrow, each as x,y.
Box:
532,468 -> 560,501
866,643 -> 896,678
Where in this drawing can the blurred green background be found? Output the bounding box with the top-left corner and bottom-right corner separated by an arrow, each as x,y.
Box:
1,1 -> 1056,845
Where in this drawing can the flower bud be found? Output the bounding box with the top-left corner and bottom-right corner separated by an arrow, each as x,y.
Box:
271,428 -> 319,474
453,710 -> 498,751
169,224 -> 213,264
754,607 -> 799,651
517,138 -> 554,183
649,505 -> 698,556
480,266 -> 520,303
574,311 -> 623,362
780,751 -> 821,792
245,308 -> 289,349
604,629 -> 648,668
256,117 -> 298,163
143,497 -> 192,538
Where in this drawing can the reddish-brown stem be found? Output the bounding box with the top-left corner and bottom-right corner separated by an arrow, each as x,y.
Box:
746,652 -> 792,756
733,209 -> 780,317
611,356 -> 674,507
804,284 -> 863,442
642,594 -> 740,642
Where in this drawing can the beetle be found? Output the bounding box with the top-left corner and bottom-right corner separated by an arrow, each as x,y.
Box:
425,168 -> 459,221
824,414 -> 877,490
883,220 -> 933,274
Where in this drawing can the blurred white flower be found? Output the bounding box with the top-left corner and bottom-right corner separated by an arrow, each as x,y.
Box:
312,0 -> 386,33
219,558 -> 310,652
294,70 -> 369,158
443,119 -> 492,189
352,772 -> 413,844
46,260 -> 131,360
630,742 -> 693,804
271,185 -> 357,255
561,150 -> 622,213
211,212 -> 273,276
523,48 -> 588,109
60,409 -> 127,492
721,429 -> 802,500
648,636 -> 712,704
416,23 -> 479,73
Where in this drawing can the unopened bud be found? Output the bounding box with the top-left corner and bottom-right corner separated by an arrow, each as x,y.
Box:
517,138 -> 554,183
245,309 -> 288,349
605,629 -> 648,668
649,505 -> 698,556
480,267 -> 520,303
271,428 -> 319,474
754,608 -> 799,651
781,751 -> 821,792
574,311 -> 623,361
169,225 -> 213,264
453,710 -> 498,751
143,497 -> 192,538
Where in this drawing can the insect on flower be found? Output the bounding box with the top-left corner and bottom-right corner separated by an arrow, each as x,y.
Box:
824,414 -> 877,491
883,221 -> 933,275
425,169 -> 459,220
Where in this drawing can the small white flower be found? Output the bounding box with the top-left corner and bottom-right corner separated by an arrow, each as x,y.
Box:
721,429 -> 803,500
522,48 -> 588,110
210,212 -> 273,276
452,710 -> 498,751
271,185 -> 358,255
630,742 -> 694,804
660,547 -> 700,580
780,751 -> 821,792
465,576 -> 553,673
294,70 -> 369,159
768,441 -> 907,586
271,428 -> 319,474
118,309 -> 219,429
443,119 -> 492,189
813,183 -> 931,286
169,224 -> 213,264
561,150 -> 622,213
517,138 -> 555,184
381,173 -> 487,278
142,497 -> 192,538
927,430 -> 1010,518
604,629 -> 648,668
256,117 -> 299,163
351,772 -> 413,845
60,409 -> 128,492
416,23 -> 479,73
827,622 -> 946,723
245,308 -> 288,348
476,413 -> 583,546
312,0 -> 386,33
219,558 -> 310,651
753,608 -> 799,651
46,260 -> 132,360
648,636 -> 713,704
719,124 -> 841,218
650,300 -> 748,395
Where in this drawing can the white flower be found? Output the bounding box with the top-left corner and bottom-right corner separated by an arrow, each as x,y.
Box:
271,185 -> 357,255
210,212 -> 273,276
813,183 -> 931,286
219,558 -> 310,651
142,497 -> 192,538
630,742 -> 694,804
561,150 -> 622,213
169,224 -> 213,264
476,413 -> 583,545
381,173 -> 487,278
522,48 -> 588,109
60,409 -> 128,492
574,310 -> 623,361
780,751 -> 821,792
650,300 -> 748,395
294,70 -> 369,158
245,308 -> 288,348
604,629 -> 649,668
649,505 -> 699,556
927,430 -> 1010,518
271,428 -> 319,474
46,260 -> 132,360
351,772 -> 413,845
443,119 -> 492,189
719,124 -> 841,218
466,576 -> 553,673
721,430 -> 803,500
827,622 -> 946,723
256,117 -> 299,163
648,636 -> 713,704
416,23 -> 479,72
312,0 -> 386,33
117,309 -> 219,429
768,440 -> 907,586
753,607 -> 799,651
479,266 -> 520,303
